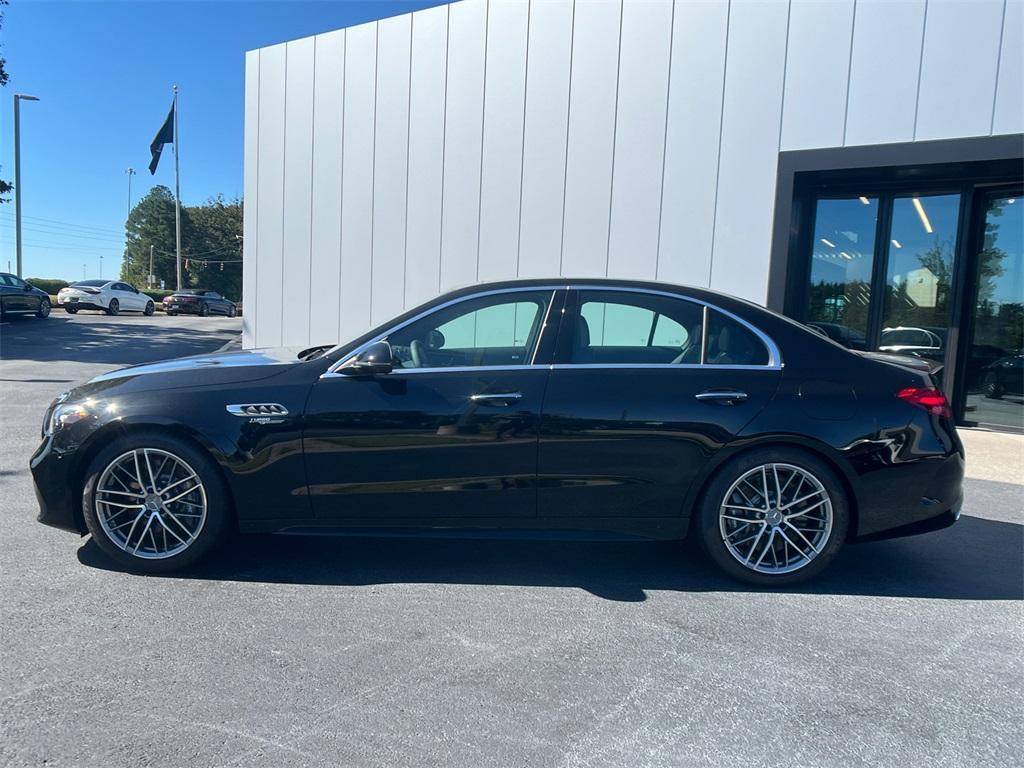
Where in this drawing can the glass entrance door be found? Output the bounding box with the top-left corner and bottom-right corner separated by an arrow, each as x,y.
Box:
961,191 -> 1023,431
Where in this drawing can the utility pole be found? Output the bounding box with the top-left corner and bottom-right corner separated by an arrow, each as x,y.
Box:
173,85 -> 182,291
13,93 -> 41,278
99,254 -> 104,278
83,263 -> 87,280
149,245 -> 154,288
125,167 -> 136,218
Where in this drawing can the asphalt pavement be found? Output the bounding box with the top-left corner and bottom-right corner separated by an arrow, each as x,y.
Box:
1,310 -> 1021,767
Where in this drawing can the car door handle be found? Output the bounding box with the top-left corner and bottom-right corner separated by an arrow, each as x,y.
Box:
470,392 -> 523,405
695,390 -> 748,404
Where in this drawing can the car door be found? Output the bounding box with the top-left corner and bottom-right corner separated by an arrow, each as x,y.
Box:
7,275 -> 35,312
302,288 -> 564,520
118,283 -> 144,311
537,288 -> 782,520
0,274 -> 16,313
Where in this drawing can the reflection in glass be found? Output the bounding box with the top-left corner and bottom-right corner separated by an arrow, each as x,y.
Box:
879,194 -> 961,362
964,195 -> 1023,430
806,197 -> 877,347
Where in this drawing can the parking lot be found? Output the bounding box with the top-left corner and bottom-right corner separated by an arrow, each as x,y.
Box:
1,311 -> 1021,767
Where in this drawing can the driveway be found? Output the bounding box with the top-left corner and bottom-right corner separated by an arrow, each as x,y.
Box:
0,312 -> 1021,767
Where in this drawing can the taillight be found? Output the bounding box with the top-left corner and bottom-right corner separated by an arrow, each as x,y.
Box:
897,386 -> 952,418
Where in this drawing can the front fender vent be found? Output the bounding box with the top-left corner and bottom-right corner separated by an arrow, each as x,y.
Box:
226,403 -> 289,417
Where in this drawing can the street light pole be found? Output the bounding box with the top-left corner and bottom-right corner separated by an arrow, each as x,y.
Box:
13,93 -> 40,279
125,167 -> 136,218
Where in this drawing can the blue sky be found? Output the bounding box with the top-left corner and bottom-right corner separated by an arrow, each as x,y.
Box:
0,0 -> 449,280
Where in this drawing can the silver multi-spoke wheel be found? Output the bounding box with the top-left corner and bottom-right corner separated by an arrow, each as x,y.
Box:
719,462 -> 833,575
94,448 -> 207,560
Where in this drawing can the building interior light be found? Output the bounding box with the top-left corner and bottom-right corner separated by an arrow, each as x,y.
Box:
820,238 -> 836,248
839,251 -> 852,260
858,196 -> 871,205
1008,198 -> 1016,205
912,197 -> 933,233
891,239 -> 902,249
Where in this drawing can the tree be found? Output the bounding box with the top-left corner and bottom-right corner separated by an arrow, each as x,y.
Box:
1,0 -> 13,203
121,186 -> 191,288
184,195 -> 243,300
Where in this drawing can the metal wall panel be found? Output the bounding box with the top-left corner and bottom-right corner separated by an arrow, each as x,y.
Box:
371,15 -> 412,326
404,5 -> 449,310
916,0 -> 1004,141
280,38 -> 315,348
993,0 -> 1024,136
517,0 -> 573,280
844,0 -> 925,146
244,0 -> 1021,349
606,0 -> 672,280
439,0 -> 487,292
241,50 -> 259,348
477,0 -> 529,283
780,0 -> 854,151
657,0 -> 729,287
254,43 -> 286,348
561,0 -> 622,278
308,30 -> 345,346
710,0 -> 790,302
339,23 -> 376,341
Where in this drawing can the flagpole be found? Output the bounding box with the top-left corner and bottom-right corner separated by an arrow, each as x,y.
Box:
173,85 -> 182,291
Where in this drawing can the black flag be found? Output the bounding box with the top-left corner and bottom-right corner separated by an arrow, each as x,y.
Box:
149,102 -> 175,175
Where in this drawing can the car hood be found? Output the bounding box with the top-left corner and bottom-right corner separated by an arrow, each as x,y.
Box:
67,346 -> 310,399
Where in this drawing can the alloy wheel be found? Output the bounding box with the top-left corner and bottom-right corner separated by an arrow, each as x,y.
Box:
718,462 -> 833,575
94,448 -> 208,559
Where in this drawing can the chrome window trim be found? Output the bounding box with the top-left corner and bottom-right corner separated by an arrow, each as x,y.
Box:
321,283 -> 783,379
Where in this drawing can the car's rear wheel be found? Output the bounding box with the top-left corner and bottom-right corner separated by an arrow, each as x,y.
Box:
81,433 -> 231,573
144,300 -> 155,316
36,298 -> 51,318
106,298 -> 120,316
65,306 -> 78,314
696,448 -> 848,586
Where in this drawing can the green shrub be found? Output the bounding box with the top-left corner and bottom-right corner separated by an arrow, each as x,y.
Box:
142,289 -> 175,302
26,277 -> 69,295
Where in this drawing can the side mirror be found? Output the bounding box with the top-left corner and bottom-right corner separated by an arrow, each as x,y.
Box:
340,340 -> 394,376
23,283 -> 33,291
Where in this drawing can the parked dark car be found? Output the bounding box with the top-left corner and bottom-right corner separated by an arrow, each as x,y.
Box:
0,273 -> 51,319
163,289 -> 236,317
984,355 -> 1024,399
31,279 -> 964,585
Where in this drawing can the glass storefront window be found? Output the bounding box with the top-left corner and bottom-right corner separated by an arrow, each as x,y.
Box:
878,194 -> 961,363
805,197 -> 877,348
964,194 -> 1023,430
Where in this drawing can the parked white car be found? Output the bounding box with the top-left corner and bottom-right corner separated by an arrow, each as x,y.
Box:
57,280 -> 155,316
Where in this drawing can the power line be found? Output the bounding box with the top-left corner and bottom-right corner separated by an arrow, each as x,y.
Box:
0,222 -> 125,243
0,210 -> 124,236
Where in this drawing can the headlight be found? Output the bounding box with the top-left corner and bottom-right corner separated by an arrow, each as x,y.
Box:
45,403 -> 91,435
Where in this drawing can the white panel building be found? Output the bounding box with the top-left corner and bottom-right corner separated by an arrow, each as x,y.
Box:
244,0 -> 1024,429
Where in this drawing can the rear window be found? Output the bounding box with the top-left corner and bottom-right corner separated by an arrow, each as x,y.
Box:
73,280 -> 108,287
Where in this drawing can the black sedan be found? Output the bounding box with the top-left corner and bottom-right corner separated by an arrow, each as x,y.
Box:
163,289 -> 237,317
31,279 -> 964,585
0,272 -> 51,319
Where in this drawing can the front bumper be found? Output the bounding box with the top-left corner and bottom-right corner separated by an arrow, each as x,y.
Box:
30,435 -> 85,534
165,302 -> 201,314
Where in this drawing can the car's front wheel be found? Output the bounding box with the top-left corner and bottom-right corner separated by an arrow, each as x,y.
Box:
106,298 -> 120,316
227,304 -> 237,318
198,302 -> 210,317
144,300 -> 155,316
81,433 -> 231,573
36,298 -> 51,318
695,448 -> 848,586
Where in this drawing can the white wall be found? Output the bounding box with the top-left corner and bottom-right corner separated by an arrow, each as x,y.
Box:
243,0 -> 1024,349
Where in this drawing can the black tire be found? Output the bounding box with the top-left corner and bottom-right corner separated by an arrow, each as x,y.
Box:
166,310 -> 177,316
227,304 -> 237,318
65,306 -> 79,314
36,298 -> 51,318
106,298 -> 120,316
198,302 -> 210,317
985,381 -> 1005,400
695,447 -> 849,587
81,431 -> 232,574
144,300 -> 155,316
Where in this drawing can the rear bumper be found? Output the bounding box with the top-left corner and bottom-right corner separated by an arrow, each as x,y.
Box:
854,491 -> 961,542
58,297 -> 105,311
